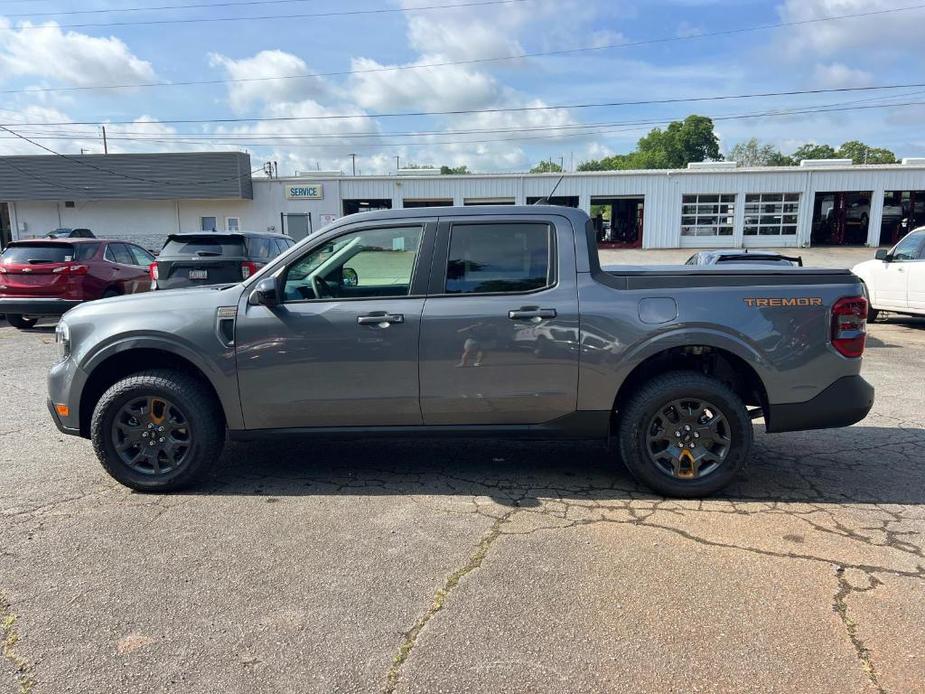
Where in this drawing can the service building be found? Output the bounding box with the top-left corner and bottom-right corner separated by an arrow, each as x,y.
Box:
2,151 -> 924,251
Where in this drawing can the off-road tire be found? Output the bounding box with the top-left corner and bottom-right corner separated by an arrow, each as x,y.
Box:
91,369 -> 225,492
616,371 -> 753,498
6,314 -> 38,330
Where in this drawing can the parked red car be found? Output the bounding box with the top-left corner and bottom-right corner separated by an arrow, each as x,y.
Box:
0,239 -> 155,329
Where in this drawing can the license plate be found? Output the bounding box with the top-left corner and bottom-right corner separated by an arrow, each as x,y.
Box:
189,270 -> 208,280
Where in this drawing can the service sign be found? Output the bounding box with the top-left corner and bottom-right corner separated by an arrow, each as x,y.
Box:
285,183 -> 323,200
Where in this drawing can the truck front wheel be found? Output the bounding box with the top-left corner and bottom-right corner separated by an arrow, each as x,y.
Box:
90,369 -> 225,492
616,371 -> 753,497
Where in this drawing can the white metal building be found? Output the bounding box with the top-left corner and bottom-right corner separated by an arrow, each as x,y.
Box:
3,153 -> 925,251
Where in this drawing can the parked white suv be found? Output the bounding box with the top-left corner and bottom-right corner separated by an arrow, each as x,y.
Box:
852,228 -> 925,321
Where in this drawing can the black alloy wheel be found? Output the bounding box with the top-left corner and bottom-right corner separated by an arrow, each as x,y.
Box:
645,398 -> 731,480
91,369 -> 225,491
616,371 -> 753,497
111,395 -> 193,475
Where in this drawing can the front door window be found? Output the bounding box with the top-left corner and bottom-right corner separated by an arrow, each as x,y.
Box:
283,226 -> 423,302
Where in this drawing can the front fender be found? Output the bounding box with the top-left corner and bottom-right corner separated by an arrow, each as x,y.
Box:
77,331 -> 243,430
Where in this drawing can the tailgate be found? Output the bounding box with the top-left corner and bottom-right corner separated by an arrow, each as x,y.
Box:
0,243 -> 75,297
156,257 -> 244,289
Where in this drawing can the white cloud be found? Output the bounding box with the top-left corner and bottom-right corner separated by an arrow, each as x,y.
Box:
0,19 -> 156,88
775,0 -> 921,58
811,62 -> 873,88
349,57 -> 501,112
676,21 -> 703,38
208,50 -> 331,113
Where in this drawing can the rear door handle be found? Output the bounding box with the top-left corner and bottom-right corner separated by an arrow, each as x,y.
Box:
357,312 -> 404,326
508,308 -> 557,320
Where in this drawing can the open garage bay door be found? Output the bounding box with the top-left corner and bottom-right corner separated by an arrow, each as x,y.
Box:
590,196 -> 644,249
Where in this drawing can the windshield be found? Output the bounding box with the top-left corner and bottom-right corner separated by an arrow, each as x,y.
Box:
0,243 -> 74,264
161,236 -> 245,257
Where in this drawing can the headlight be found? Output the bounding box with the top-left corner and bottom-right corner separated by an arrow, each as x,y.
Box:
55,321 -> 71,362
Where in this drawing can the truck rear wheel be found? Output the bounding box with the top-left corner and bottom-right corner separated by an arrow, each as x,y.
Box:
90,369 -> 225,492
616,371 -> 753,498
6,314 -> 38,330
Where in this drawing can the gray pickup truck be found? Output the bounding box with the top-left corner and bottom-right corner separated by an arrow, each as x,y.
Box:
47,206 -> 873,497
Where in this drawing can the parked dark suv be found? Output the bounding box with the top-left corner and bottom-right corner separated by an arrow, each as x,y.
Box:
151,231 -> 295,290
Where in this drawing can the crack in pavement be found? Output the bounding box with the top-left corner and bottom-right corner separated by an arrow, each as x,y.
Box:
833,569 -> 886,694
383,508 -> 518,694
0,592 -> 35,694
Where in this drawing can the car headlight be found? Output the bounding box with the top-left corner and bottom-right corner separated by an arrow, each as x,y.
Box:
55,321 -> 71,362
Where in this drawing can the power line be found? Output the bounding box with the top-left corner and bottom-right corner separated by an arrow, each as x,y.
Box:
5,99 -> 925,152
8,89 -> 921,142
6,81 -> 925,127
0,0 -> 533,30
0,3 -> 920,96
0,125 -> 266,184
3,0 -> 354,17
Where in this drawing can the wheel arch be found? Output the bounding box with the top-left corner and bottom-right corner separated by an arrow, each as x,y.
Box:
611,343 -> 769,433
78,343 -> 231,437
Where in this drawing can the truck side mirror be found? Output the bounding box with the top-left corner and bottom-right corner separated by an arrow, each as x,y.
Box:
875,249 -> 891,262
248,277 -> 280,307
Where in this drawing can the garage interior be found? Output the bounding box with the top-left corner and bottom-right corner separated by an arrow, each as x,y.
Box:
590,196 -> 644,248
880,190 -> 925,246
402,199 -> 453,208
525,196 -> 579,207
810,191 -> 872,246
342,199 -> 392,216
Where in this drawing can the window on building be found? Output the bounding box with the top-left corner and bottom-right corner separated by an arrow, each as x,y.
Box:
445,222 -> 552,294
744,193 -> 799,236
226,216 -> 241,231
200,216 -> 218,231
681,194 -> 735,237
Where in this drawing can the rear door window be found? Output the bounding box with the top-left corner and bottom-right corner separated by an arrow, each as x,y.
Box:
444,223 -> 552,294
247,236 -> 273,260
128,245 -> 155,265
74,243 -> 99,261
107,243 -> 135,265
1,243 -> 74,264
161,236 -> 245,257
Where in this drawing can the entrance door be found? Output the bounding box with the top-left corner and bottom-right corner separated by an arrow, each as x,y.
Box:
236,221 -> 435,430
285,213 -> 311,242
0,203 -> 11,249
419,216 -> 580,425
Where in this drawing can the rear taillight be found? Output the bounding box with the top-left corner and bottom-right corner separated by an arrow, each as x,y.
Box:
241,261 -> 263,279
51,263 -> 88,275
831,296 -> 868,358
149,262 -> 158,289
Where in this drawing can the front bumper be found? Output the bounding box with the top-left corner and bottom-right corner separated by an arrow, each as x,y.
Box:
47,398 -> 81,436
766,375 -> 874,433
0,298 -> 82,316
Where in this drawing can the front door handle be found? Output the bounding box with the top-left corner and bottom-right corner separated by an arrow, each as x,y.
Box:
508,308 -> 557,320
357,312 -> 404,326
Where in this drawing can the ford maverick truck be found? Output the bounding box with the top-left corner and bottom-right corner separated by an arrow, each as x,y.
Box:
46,206 -> 874,497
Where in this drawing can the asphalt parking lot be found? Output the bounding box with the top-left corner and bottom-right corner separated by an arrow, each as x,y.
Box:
2,309 -> 924,694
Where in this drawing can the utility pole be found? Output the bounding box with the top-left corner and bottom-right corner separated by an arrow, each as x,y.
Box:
559,156 -> 564,171
349,153 -> 357,176
101,126 -> 108,154
395,155 -> 400,172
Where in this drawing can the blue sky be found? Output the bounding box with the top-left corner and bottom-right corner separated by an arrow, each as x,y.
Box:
1,0 -> 923,173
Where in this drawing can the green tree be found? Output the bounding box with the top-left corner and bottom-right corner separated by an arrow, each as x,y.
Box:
576,115 -> 720,171
727,138 -> 789,167
766,151 -> 796,166
836,140 -> 897,165
440,165 -> 470,175
636,115 -> 721,168
530,158 -> 563,173
792,143 -> 838,161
